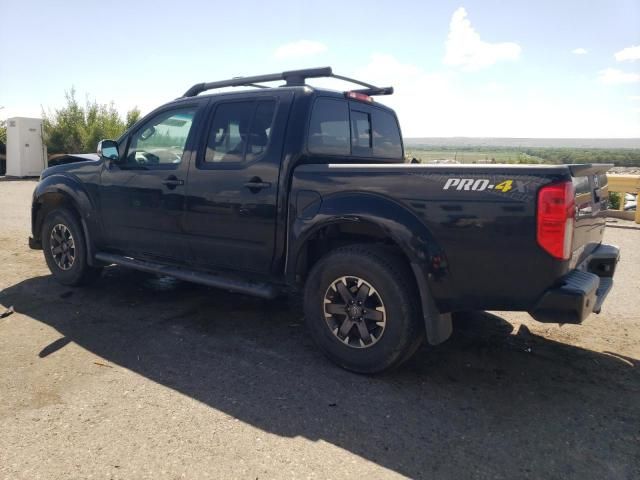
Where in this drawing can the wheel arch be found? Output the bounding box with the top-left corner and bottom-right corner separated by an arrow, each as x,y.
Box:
288,192 -> 445,281
32,175 -> 98,265
287,192 -> 453,345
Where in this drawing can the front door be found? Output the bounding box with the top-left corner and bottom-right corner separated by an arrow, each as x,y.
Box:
99,104 -> 201,261
184,93 -> 291,274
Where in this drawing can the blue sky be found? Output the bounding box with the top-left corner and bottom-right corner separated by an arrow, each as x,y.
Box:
1,0 -> 639,138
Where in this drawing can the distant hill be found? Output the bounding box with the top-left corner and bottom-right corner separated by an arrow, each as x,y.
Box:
404,138 -> 640,149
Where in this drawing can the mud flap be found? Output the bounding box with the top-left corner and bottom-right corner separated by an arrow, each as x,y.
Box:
411,263 -> 452,345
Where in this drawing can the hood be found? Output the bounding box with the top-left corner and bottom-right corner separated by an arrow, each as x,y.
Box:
41,153 -> 102,180
48,153 -> 100,167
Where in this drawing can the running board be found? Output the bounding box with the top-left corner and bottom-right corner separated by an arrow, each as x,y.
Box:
94,252 -> 278,299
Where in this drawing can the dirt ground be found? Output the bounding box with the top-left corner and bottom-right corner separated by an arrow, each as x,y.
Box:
0,179 -> 638,480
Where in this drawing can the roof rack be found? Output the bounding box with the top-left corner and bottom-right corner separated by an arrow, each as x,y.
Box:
182,66 -> 393,98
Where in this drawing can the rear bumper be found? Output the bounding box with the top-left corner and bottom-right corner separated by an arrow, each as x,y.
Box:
529,243 -> 619,324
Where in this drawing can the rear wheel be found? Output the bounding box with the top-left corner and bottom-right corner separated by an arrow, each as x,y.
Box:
42,208 -> 102,286
303,245 -> 424,373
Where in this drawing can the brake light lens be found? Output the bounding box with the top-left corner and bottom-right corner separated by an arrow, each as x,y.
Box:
345,91 -> 373,102
537,181 -> 575,260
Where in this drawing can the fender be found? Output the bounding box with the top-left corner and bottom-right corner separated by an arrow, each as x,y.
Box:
287,191 -> 453,345
32,173 -> 101,265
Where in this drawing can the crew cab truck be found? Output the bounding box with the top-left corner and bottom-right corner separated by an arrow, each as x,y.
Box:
30,67 -> 619,373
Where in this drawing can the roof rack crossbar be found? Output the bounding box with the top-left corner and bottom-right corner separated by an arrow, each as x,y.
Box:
182,66 -> 394,98
330,73 -> 377,90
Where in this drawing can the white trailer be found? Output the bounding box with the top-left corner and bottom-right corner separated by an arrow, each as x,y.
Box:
6,117 -> 47,177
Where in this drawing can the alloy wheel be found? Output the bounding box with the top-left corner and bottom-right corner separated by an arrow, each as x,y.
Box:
323,276 -> 387,348
50,224 -> 76,271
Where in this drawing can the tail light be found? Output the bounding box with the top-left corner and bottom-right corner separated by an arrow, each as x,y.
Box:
537,181 -> 575,260
345,91 -> 373,103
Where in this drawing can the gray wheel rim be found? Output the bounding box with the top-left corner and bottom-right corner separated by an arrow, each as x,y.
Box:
50,224 -> 75,271
324,276 -> 387,349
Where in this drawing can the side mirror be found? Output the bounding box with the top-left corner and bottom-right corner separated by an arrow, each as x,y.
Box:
97,139 -> 119,161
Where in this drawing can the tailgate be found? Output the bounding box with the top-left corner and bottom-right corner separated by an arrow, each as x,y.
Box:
569,164 -> 612,264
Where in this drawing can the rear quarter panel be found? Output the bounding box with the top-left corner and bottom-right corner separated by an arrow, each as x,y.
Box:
290,164 -> 573,312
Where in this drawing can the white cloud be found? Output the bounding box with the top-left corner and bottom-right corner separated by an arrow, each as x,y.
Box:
615,45 -> 640,62
444,7 -> 521,71
598,68 -> 640,85
273,40 -> 327,60
572,48 -> 588,55
353,54 -> 459,137
484,81 -> 506,93
348,54 -> 640,137
630,96 -> 640,101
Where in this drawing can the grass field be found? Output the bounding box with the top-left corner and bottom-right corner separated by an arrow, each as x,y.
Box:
404,145 -> 640,166
405,148 -> 541,164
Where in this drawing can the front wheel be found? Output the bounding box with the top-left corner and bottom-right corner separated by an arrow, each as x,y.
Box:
303,245 -> 424,373
42,208 -> 102,286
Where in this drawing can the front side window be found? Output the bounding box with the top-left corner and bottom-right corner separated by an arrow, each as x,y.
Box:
126,108 -> 196,167
308,98 -> 350,156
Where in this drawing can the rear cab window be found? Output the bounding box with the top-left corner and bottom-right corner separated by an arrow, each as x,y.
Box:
307,96 -> 403,161
350,110 -> 372,156
372,109 -> 402,159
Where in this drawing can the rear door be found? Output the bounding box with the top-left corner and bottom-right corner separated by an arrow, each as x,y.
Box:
183,91 -> 293,273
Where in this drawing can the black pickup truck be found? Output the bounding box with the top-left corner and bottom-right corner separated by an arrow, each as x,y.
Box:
30,67 -> 619,372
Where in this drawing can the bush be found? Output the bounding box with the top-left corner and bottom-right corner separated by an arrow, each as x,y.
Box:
0,120 -> 6,144
608,192 -> 621,210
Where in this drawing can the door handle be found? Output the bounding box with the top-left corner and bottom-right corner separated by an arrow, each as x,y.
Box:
244,177 -> 271,192
162,176 -> 184,189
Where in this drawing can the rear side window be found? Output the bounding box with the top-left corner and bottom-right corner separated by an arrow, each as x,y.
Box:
308,98 -> 350,155
372,109 -> 402,159
247,100 -> 276,162
205,100 -> 276,164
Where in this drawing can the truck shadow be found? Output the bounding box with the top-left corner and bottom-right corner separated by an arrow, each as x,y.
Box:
1,267 -> 638,478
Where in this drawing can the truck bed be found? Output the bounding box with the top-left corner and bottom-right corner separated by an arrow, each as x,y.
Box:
290,163 -> 609,313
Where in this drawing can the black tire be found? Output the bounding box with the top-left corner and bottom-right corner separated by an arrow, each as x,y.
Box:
303,245 -> 424,373
42,208 -> 102,286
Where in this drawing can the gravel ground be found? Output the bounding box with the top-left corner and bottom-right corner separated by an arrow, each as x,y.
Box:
0,179 -> 638,480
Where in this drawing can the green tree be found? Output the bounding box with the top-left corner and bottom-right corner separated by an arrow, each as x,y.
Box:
0,119 -> 6,144
83,100 -> 127,153
43,89 -> 86,154
42,88 -> 140,154
126,108 -> 141,129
